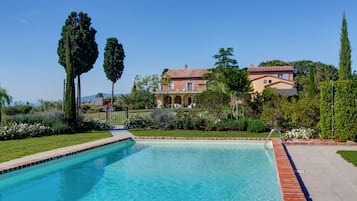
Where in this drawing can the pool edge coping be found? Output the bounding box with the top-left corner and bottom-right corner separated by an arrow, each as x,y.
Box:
0,136 -> 133,175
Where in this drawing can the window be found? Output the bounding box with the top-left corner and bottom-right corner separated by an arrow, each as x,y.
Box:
263,80 -> 267,84
168,82 -> 174,90
187,82 -> 193,91
278,73 -> 283,78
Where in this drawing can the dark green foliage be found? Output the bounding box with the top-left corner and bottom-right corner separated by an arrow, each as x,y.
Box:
225,118 -> 248,131
4,105 -> 32,115
197,90 -> 230,122
58,12 -> 98,127
320,80 -> 357,141
334,80 -> 357,141
339,13 -> 352,80
129,75 -> 160,109
247,118 -> 267,133
284,96 -> 320,129
320,81 -> 333,139
64,31 -> 77,127
308,65 -> 315,97
103,37 -> 125,104
150,110 -> 175,130
58,12 -> 98,76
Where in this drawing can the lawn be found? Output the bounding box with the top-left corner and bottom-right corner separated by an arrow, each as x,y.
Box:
0,131 -> 112,163
130,129 -> 277,138
337,150 -> 357,167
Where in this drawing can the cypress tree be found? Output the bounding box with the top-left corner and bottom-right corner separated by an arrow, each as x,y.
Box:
64,32 -> 77,127
339,12 -> 352,80
103,37 -> 125,105
307,65 -> 315,97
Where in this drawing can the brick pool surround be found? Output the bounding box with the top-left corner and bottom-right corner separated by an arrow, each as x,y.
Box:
0,136 -> 306,201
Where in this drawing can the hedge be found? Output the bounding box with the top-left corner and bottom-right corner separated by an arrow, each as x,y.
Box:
320,80 -> 357,141
334,80 -> 357,141
320,81 -> 333,139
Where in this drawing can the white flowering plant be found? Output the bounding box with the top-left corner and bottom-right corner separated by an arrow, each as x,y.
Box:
0,121 -> 53,140
284,128 -> 315,140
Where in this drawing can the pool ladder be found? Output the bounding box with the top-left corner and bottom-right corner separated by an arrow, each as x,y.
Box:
264,128 -> 282,149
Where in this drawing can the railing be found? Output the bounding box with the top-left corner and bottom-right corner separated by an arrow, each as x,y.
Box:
264,128 -> 282,149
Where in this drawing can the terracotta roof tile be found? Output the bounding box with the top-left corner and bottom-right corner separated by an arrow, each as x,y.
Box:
164,68 -> 209,78
248,66 -> 294,72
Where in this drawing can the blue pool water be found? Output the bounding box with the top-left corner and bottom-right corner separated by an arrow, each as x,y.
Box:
0,140 -> 282,201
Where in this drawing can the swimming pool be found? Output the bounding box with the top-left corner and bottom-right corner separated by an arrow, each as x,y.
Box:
0,140 -> 282,201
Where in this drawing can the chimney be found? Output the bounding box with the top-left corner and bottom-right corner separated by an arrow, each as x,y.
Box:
184,64 -> 188,69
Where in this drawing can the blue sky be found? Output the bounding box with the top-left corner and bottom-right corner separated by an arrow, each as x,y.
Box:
0,0 -> 356,102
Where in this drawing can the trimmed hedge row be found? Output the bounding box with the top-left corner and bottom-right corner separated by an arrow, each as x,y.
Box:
320,80 -> 357,141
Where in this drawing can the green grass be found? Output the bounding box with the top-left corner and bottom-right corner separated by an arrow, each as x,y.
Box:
0,131 -> 112,163
337,150 -> 357,167
130,129 -> 278,138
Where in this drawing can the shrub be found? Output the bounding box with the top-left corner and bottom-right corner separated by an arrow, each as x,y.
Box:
4,105 -> 32,115
150,110 -> 175,130
78,119 -> 110,131
124,114 -> 147,129
247,118 -> 267,132
285,128 -> 315,140
0,121 -> 53,140
225,118 -> 247,131
174,110 -> 194,130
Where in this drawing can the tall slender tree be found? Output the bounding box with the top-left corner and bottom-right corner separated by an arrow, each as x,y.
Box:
103,37 -> 125,105
339,12 -> 352,80
307,65 -> 315,98
64,32 -> 76,126
58,11 -> 98,121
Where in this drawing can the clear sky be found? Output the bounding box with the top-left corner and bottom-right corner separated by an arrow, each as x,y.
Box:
0,0 -> 356,103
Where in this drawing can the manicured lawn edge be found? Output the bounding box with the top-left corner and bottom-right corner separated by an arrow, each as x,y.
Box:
337,150 -> 357,167
0,131 -> 112,163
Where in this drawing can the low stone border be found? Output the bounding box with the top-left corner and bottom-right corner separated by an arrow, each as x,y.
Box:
272,139 -> 306,201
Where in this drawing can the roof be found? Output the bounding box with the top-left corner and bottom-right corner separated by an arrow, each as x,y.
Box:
163,68 -> 209,78
247,66 -> 294,73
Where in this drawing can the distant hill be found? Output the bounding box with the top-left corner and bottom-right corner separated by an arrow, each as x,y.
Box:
81,93 -> 119,103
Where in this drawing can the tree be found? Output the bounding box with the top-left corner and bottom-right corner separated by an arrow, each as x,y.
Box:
131,74 -> 160,109
58,11 -> 98,120
206,48 -> 251,117
63,31 -> 77,126
103,37 -> 125,105
307,65 -> 315,98
339,12 -> 352,80
0,87 -> 12,122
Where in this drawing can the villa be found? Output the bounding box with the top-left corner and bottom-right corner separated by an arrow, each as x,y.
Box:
247,64 -> 297,95
154,64 -> 297,108
154,64 -> 208,108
